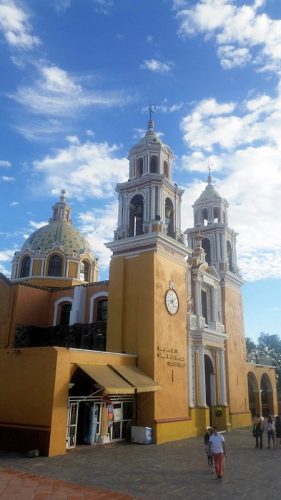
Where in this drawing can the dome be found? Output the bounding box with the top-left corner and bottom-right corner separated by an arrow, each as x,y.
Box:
194,174 -> 222,205
22,190 -> 91,256
22,220 -> 91,256
11,191 -> 98,284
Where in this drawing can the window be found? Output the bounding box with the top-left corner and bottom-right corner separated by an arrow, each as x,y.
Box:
48,255 -> 63,276
201,290 -> 208,324
136,158 -> 143,177
164,161 -> 169,178
96,299 -> 108,321
20,256 -> 31,278
213,207 -> 220,223
227,241 -> 233,272
129,195 -> 144,237
165,198 -> 174,237
202,238 -> 211,265
150,155 -> 158,174
80,260 -> 90,282
202,208 -> 208,226
60,303 -> 72,325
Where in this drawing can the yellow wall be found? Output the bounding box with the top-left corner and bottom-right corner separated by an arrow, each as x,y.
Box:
68,261 -> 78,279
107,243 -> 190,440
0,277 -> 16,348
31,259 -> 42,276
223,282 -> 251,426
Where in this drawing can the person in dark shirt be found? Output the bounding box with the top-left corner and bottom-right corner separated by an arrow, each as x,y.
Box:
204,427 -> 214,473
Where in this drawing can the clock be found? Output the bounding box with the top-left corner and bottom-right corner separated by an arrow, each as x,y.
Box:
165,289 -> 179,315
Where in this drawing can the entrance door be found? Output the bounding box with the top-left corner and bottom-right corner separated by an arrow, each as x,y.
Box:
66,402 -> 79,449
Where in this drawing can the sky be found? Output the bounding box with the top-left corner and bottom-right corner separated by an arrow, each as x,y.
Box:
0,0 -> 281,341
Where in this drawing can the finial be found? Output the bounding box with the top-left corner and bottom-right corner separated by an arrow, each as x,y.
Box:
207,161 -> 213,185
60,189 -> 66,202
148,104 -> 156,131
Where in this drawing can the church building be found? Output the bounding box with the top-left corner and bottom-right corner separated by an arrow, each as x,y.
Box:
0,116 -> 277,456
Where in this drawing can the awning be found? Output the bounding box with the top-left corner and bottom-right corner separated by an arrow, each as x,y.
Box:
77,364 -> 135,394
111,365 -> 161,393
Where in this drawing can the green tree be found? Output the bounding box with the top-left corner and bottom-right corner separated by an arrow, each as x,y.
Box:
245,333 -> 281,396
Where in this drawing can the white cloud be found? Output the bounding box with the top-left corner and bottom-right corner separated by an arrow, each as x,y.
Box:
0,160 -> 11,168
78,202 -> 117,273
0,248 -> 16,276
175,0 -> 281,73
9,201 -> 19,207
54,0 -> 71,14
1,176 -> 15,182
93,0 -> 113,15
0,0 -> 40,50
141,59 -> 173,73
179,81 -> 281,281
29,220 -> 47,230
33,138 -> 128,200
14,119 -> 67,141
10,64 -> 131,117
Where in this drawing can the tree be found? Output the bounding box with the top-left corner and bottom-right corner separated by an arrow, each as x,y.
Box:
245,333 -> 281,396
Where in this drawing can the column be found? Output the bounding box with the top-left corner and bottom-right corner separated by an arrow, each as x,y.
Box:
188,344 -> 195,407
194,279 -> 201,317
218,348 -> 227,405
197,345 -> 207,407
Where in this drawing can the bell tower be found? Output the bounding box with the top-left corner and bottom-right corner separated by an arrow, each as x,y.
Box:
114,110 -> 183,242
187,172 -> 239,277
186,174 -> 251,429
106,113 -> 192,443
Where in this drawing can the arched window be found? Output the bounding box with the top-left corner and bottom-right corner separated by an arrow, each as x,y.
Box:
164,161 -> 169,178
227,241 -> 233,272
60,302 -> 72,325
136,158 -> 143,177
48,255 -> 63,276
150,155 -> 158,174
202,208 -> 208,226
165,198 -> 174,237
20,256 -> 31,278
213,207 -> 220,223
201,290 -> 208,324
80,260 -> 90,282
202,238 -> 211,265
97,299 -> 108,321
129,195 -> 144,237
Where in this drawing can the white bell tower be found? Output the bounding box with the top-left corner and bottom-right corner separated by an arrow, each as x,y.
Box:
186,173 -> 239,278
114,110 -> 184,242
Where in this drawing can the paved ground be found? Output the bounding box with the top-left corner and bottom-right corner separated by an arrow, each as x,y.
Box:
0,428 -> 281,499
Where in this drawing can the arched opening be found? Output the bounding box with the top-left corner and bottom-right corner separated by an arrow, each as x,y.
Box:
164,161 -> 169,178
136,158 -> 143,177
202,208 -> 208,226
20,255 -> 31,278
96,298 -> 108,321
201,290 -> 208,325
129,195 -> 144,237
204,354 -> 215,408
60,302 -> 72,325
80,260 -> 90,282
48,254 -> 63,277
261,374 -> 274,417
165,198 -> 174,237
213,207 -> 220,223
202,238 -> 211,265
227,241 -> 233,272
247,372 -> 259,417
150,155 -> 158,174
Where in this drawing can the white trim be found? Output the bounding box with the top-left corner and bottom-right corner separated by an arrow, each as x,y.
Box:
53,296 -> 73,326
89,291 -> 108,323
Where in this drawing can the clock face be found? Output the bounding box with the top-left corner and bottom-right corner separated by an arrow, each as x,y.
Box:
165,289 -> 179,315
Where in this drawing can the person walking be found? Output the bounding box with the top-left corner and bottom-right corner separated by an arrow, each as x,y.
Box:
209,427 -> 226,481
204,427 -> 214,473
266,415 -> 275,448
253,414 -> 264,449
275,415 -> 281,448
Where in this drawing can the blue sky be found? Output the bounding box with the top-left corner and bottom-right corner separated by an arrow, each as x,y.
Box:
0,0 -> 281,341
